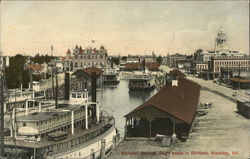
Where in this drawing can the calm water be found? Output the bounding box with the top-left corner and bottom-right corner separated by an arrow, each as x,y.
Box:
96,80 -> 157,137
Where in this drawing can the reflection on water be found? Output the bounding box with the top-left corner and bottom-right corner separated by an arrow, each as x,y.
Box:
96,80 -> 157,137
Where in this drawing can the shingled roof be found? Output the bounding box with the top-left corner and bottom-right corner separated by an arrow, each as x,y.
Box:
82,67 -> 103,76
168,69 -> 186,78
125,63 -> 140,71
125,77 -> 200,124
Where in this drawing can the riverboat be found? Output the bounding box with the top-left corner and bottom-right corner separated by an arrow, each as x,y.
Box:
103,70 -> 120,85
128,74 -> 155,91
3,73 -> 119,159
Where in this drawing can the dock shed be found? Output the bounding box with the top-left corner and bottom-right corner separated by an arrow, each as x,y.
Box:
125,75 -> 200,139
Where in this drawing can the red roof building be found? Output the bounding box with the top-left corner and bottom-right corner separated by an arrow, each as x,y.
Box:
82,67 -> 103,76
168,69 -> 186,78
125,77 -> 200,138
145,62 -> 159,71
27,64 -> 43,71
125,63 -> 140,71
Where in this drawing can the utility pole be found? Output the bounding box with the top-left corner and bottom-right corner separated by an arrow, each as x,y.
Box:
238,62 -> 241,90
0,73 -> 4,157
0,53 -> 8,157
55,67 -> 58,109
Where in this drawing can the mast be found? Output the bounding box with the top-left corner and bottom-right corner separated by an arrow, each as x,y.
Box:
55,67 -> 58,109
238,62 -> 241,90
51,45 -> 55,99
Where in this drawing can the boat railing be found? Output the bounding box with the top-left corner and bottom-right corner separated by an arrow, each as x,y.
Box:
47,117 -> 115,155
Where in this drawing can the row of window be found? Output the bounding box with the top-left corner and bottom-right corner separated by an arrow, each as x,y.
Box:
71,93 -> 88,99
50,124 -> 110,157
74,62 -> 105,68
74,55 -> 105,60
197,64 -> 208,70
22,109 -> 85,127
214,60 -> 250,66
214,66 -> 249,72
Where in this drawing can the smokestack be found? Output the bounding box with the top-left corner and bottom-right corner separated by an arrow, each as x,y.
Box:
29,70 -> 33,90
142,59 -> 145,73
64,72 -> 70,100
91,72 -> 96,119
111,57 -> 113,68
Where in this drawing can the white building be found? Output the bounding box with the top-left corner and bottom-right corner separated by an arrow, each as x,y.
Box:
65,45 -> 108,71
194,26 -> 246,62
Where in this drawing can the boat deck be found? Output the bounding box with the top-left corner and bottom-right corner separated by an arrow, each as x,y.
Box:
5,117 -> 114,148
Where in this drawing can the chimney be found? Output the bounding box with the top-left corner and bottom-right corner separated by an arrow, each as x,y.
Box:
91,72 -> 97,119
142,59 -> 145,73
172,76 -> 178,87
64,72 -> 70,100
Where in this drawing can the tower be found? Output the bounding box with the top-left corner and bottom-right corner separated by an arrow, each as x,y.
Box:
215,25 -> 227,51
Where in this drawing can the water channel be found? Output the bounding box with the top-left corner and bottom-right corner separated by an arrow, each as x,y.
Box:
96,80 -> 157,137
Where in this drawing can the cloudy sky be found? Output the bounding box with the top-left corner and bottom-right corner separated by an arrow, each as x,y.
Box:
0,1 -> 249,56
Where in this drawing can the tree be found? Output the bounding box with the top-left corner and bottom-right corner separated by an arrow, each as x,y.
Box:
112,57 -> 120,65
121,56 -> 127,61
5,55 -> 29,89
156,55 -> 162,65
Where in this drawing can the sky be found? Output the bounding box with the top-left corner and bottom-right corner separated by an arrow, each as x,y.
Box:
0,1 -> 249,56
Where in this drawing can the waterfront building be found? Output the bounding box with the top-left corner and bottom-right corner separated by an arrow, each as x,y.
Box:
191,61 -> 209,74
125,70 -> 200,140
27,63 -> 49,75
126,57 -> 139,63
166,53 -> 187,68
65,45 -> 108,71
61,55 -> 73,72
145,62 -> 159,71
193,27 -> 245,62
140,55 -> 156,63
212,56 -> 250,75
125,63 -> 141,71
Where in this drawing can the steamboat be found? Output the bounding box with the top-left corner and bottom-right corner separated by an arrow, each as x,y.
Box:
128,73 -> 155,91
3,71 -> 119,159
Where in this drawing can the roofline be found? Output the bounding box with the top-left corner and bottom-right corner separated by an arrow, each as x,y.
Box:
124,105 -> 192,124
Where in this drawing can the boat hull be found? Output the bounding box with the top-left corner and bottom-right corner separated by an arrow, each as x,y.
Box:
48,125 -> 118,159
103,80 -> 120,85
129,85 -> 155,91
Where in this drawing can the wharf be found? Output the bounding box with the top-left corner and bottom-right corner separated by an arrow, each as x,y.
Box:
107,68 -> 249,159
106,137 -> 173,159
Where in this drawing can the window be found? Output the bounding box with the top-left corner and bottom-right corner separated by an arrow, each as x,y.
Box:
72,94 -> 76,98
75,62 -> 78,68
77,94 -> 81,98
23,122 -> 26,126
75,55 -> 78,59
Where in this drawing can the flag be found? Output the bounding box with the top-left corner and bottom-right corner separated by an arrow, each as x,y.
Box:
92,40 -> 95,43
51,45 -> 54,51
